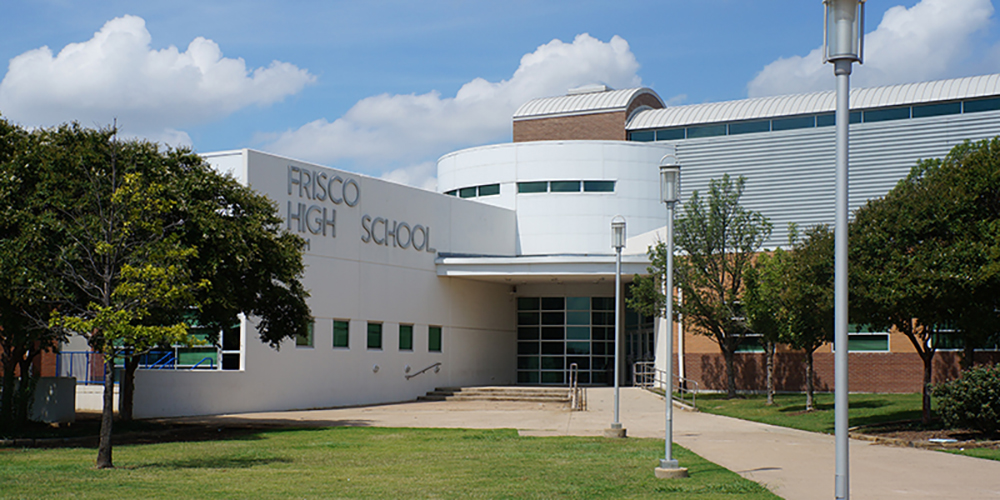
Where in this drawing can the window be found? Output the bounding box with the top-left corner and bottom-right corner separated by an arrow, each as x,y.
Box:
729,120 -> 771,135
771,116 -> 815,131
734,333 -> 765,353
429,326 -> 442,352
367,322 -> 382,350
517,296 -> 615,386
656,128 -> 685,141
863,107 -> 910,123
399,324 -> 413,351
817,112 -> 860,126
629,130 -> 654,142
477,184 -> 500,197
549,181 -> 581,192
333,320 -> 349,348
459,187 -> 477,198
296,321 -> 315,348
517,181 -> 547,193
833,324 -> 889,352
686,124 -> 726,138
583,181 -> 615,192
912,102 -> 961,118
444,190 -> 457,196
963,97 -> 1000,114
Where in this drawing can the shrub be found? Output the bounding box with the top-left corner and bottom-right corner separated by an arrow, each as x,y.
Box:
932,363 -> 1000,436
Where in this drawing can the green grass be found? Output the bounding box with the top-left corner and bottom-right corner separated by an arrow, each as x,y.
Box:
694,392 -> 926,434
944,447 -> 1000,461
693,392 -> 1000,462
0,427 -> 779,499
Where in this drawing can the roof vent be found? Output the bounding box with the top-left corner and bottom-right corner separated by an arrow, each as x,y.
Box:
567,84 -> 612,95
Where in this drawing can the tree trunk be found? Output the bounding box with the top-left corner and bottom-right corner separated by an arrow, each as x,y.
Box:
0,346 -> 18,427
921,352 -> 933,425
961,342 -> 975,371
805,349 -> 815,412
765,341 -> 775,406
723,347 -> 737,399
15,353 -> 37,425
119,354 -> 138,422
96,355 -> 115,469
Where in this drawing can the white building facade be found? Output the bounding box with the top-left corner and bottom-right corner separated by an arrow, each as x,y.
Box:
81,73 -> 1000,418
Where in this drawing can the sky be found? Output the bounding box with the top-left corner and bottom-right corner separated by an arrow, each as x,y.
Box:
2,0 -> 1000,190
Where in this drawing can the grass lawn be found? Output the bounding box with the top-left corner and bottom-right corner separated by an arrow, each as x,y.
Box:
693,392 -> 926,434
1,426 -> 779,499
944,447 -> 1000,461
692,392 -> 1000,462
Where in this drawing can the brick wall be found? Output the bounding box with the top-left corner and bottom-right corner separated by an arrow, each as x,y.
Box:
679,350 -> 1000,393
513,111 -> 626,142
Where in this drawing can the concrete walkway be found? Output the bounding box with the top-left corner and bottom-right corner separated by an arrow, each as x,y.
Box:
165,388 -> 1000,500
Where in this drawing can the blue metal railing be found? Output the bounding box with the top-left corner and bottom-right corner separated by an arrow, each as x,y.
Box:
56,348 -> 219,385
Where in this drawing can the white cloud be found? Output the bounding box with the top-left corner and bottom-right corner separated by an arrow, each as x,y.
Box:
747,0 -> 995,97
265,34 -> 642,177
380,162 -> 438,192
0,15 -> 314,145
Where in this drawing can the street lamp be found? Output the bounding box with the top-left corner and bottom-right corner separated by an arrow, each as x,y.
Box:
824,1 -> 865,499
606,215 -> 627,439
654,156 -> 687,478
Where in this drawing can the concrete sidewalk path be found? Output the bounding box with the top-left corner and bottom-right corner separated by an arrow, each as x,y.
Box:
165,388 -> 1000,500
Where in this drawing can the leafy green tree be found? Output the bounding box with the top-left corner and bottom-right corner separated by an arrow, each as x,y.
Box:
743,249 -> 787,407
630,174 -> 771,398
116,149 -> 311,421
851,138 -> 1000,424
744,225 -> 833,411
46,126 -> 204,468
0,118 -> 68,429
782,225 -> 835,411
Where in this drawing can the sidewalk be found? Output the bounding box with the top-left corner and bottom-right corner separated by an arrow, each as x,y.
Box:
166,387 -> 1000,500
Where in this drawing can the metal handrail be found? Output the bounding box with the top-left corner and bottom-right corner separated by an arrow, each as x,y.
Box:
633,361 -> 698,408
150,352 -> 176,369
567,363 -> 585,411
405,362 -> 441,380
191,357 -> 215,369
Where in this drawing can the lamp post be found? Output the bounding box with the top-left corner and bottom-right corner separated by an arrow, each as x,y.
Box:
654,157 -> 686,478
824,1 -> 865,499
604,215 -> 625,438
606,216 -> 627,439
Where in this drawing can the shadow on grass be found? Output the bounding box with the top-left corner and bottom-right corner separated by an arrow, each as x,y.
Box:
776,398 -> 894,414
133,454 -> 294,469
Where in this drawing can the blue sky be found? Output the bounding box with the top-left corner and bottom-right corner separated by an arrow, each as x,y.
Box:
2,0 -> 999,188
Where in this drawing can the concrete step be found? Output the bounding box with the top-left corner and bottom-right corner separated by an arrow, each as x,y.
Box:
417,386 -> 572,403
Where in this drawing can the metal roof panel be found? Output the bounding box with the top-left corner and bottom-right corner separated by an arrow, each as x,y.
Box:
627,74 -> 1000,130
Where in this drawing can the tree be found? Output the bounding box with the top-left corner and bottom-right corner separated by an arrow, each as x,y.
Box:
630,174 -> 771,398
45,125 -> 204,468
781,225 -> 834,411
744,225 -> 833,411
1,120 -> 311,465
116,149 -> 311,421
743,236 -> 793,406
0,118 -> 68,429
851,138 -> 1000,424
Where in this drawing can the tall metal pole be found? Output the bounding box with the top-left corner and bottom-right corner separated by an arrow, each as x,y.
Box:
613,243 -> 623,430
834,57 -> 851,500
661,198 -> 677,469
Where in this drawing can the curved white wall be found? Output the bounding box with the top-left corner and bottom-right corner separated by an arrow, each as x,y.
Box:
438,141 -> 674,256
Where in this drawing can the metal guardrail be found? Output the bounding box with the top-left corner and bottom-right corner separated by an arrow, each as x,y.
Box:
632,361 -> 698,408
